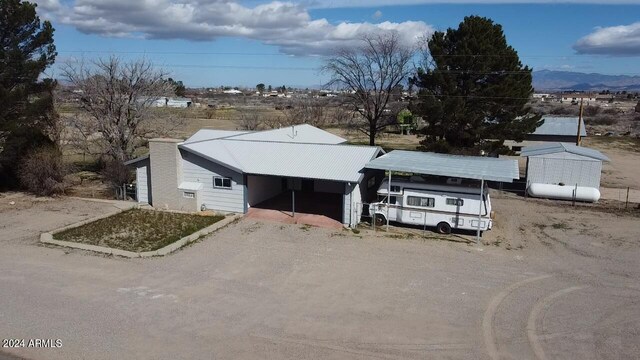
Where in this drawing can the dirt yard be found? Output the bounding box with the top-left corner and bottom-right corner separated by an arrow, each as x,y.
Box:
1,192 -> 639,360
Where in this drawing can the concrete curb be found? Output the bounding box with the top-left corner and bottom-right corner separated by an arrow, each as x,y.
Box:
40,212 -> 242,258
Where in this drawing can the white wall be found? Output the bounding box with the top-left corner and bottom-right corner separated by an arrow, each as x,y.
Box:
136,164 -> 149,203
181,150 -> 245,213
247,175 -> 283,206
527,153 -> 602,188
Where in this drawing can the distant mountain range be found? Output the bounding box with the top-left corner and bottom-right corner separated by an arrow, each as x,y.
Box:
533,70 -> 640,92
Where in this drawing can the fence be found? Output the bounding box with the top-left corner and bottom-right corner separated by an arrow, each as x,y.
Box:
114,183 -> 137,201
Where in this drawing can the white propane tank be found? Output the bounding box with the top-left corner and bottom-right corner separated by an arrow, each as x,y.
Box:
528,183 -> 601,202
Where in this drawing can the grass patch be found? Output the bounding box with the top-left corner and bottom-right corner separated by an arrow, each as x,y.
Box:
53,209 -> 224,252
551,222 -> 571,230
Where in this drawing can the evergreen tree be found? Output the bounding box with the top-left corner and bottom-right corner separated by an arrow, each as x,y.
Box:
411,16 -> 541,153
0,0 -> 57,186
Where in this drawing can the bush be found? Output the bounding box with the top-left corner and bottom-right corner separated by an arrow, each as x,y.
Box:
18,147 -> 70,196
583,105 -> 601,116
100,160 -> 133,189
585,116 -> 616,126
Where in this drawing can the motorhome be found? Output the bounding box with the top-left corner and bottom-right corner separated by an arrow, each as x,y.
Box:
368,176 -> 493,234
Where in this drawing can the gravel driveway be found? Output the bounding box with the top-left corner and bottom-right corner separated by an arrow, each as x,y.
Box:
0,193 -> 638,359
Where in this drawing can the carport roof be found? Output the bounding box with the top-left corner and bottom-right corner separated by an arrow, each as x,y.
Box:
181,140 -> 382,183
364,150 -> 520,183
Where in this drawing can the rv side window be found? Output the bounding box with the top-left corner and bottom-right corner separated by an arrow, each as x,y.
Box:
378,196 -> 397,204
446,198 -> 464,206
407,196 -> 434,208
390,185 -> 401,193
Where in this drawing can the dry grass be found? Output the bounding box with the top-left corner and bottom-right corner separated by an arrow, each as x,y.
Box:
54,209 -> 224,252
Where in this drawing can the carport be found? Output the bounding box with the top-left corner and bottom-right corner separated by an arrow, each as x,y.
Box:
246,175 -> 345,226
364,150 -> 520,242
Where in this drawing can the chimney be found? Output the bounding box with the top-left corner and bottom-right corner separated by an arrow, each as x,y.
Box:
149,138 -> 182,209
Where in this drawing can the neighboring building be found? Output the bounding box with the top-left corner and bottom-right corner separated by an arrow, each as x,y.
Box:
505,116 -> 587,152
527,116 -> 586,142
533,93 -> 550,101
151,97 -> 193,108
125,125 -> 383,227
222,89 -> 243,95
521,142 -> 610,202
560,93 -> 597,104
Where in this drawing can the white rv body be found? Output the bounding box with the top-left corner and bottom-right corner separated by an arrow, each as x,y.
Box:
368,177 -> 492,233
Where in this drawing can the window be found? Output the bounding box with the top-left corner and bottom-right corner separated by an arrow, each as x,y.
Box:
390,185 -> 402,193
367,177 -> 376,189
407,196 -> 435,208
213,176 -> 232,189
183,191 -> 195,199
446,198 -> 464,206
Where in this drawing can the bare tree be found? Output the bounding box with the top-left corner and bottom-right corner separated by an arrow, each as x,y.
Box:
62,56 -> 176,162
322,32 -> 414,145
281,98 -> 331,127
236,111 -> 262,130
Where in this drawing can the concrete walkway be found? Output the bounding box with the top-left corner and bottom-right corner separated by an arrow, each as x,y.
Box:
246,207 -> 344,229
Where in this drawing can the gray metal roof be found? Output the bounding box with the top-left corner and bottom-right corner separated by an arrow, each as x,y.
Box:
184,124 -> 346,145
123,154 -> 149,166
181,140 -> 381,183
364,150 -> 520,183
533,117 -> 587,137
521,142 -> 610,161
184,129 -> 250,143
229,124 -> 346,144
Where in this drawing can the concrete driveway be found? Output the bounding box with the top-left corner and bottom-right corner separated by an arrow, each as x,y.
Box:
0,194 -> 638,359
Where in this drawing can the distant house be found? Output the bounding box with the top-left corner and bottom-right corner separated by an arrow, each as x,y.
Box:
560,93 -> 596,104
166,97 -> 192,108
125,125 -> 383,228
533,93 -> 550,101
222,89 -> 243,95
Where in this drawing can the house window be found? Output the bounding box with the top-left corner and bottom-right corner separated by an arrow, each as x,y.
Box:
183,191 -> 195,199
407,196 -> 435,208
213,176 -> 232,189
446,198 -> 464,206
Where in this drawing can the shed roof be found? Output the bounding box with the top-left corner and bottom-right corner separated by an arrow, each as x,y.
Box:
181,140 -> 381,183
520,142 -> 610,161
533,117 -> 587,137
364,150 -> 520,183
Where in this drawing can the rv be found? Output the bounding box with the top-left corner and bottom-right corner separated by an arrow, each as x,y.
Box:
368,176 -> 493,234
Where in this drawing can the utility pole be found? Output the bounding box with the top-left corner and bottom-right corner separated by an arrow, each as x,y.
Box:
576,96 -> 584,146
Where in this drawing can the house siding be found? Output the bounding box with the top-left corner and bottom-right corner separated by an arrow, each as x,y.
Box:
343,183 -> 356,226
181,150 -> 245,213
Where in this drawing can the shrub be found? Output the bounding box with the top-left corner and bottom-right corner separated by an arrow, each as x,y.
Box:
18,147 -> 70,196
100,160 -> 133,189
585,116 -> 616,126
583,105 -> 601,116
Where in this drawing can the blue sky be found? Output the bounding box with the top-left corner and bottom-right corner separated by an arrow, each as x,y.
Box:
38,0 -> 640,87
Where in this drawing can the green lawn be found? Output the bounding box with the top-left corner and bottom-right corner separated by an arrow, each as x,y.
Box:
54,209 -> 225,252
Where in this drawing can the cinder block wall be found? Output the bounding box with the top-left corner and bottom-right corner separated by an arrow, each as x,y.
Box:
149,138 -> 183,210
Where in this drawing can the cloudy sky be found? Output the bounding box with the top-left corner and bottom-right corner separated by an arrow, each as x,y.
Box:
35,0 -> 640,87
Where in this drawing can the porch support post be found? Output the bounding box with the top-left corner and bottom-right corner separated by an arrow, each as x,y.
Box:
476,178 -> 484,244
387,170 -> 391,231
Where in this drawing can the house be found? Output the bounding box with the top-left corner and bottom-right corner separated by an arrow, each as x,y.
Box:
166,97 -> 192,108
521,142 -> 609,202
560,93 -> 596,104
222,89 -> 243,95
125,125 -> 383,227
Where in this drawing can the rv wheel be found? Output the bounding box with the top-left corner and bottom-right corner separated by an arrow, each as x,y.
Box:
436,222 -> 452,234
374,214 -> 386,227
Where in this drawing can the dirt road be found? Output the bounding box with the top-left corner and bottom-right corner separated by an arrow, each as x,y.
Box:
0,193 -> 638,359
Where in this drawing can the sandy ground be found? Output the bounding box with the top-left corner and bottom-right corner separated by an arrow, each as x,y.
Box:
0,193 -> 639,360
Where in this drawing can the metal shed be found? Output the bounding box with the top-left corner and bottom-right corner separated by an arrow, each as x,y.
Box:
521,143 -> 609,189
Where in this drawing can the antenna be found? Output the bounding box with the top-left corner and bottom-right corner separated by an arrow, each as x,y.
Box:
288,125 -> 298,139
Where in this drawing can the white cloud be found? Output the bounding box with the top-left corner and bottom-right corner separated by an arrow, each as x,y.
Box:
306,0 -> 640,7
34,0 -> 433,55
573,22 -> 640,56
372,10 -> 383,19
